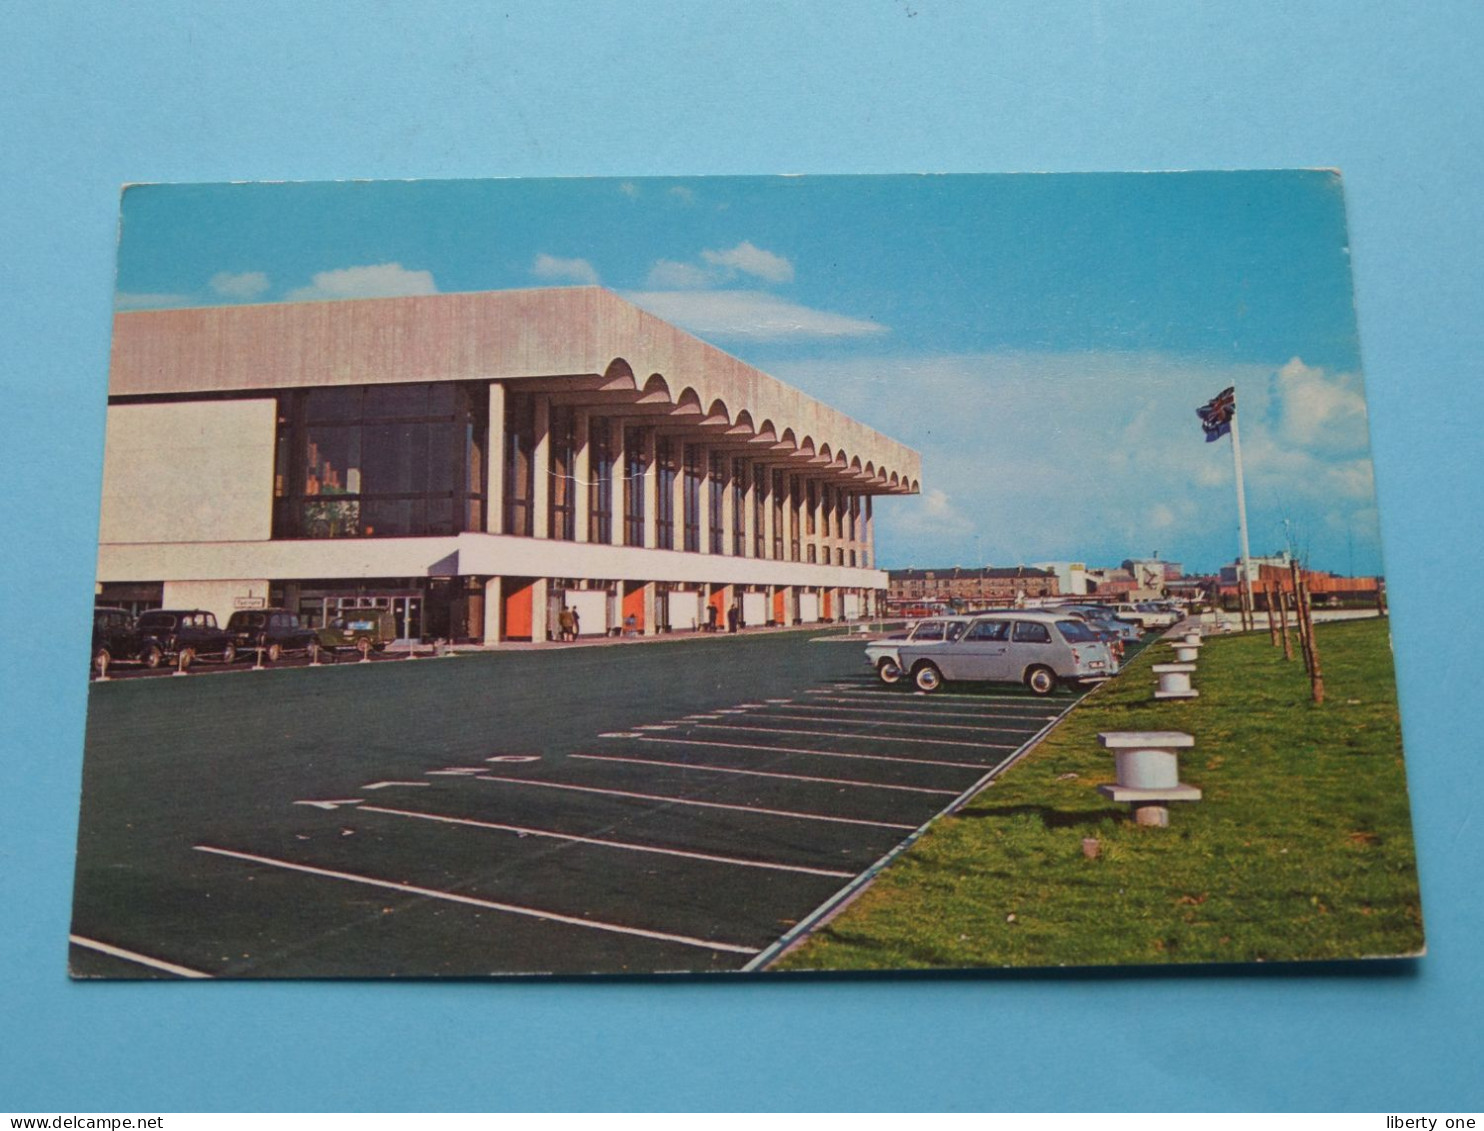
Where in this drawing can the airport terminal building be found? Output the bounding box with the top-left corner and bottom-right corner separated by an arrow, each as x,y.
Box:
97,287 -> 921,644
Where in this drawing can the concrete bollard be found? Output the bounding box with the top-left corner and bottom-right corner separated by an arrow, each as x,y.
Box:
1182,630 -> 1203,646
1169,640 -> 1203,663
1152,662 -> 1199,699
1096,731 -> 1202,827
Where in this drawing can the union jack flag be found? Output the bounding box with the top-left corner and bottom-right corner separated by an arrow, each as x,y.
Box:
1197,386 -> 1236,443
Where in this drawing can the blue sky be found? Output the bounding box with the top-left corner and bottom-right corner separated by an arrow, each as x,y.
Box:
115,173 -> 1381,576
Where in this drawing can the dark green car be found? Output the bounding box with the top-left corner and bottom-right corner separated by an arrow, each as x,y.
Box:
316,609 -> 398,659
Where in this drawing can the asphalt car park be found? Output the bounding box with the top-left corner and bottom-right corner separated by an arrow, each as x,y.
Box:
70,628 -> 1139,977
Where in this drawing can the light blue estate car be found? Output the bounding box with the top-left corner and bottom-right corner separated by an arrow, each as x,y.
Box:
892,611 -> 1119,695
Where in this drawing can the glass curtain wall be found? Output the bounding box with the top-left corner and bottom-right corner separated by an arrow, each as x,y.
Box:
274,382 -> 487,539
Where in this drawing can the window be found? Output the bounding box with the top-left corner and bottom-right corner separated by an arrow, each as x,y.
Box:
732,459 -> 748,556
275,383 -> 486,540
771,469 -> 784,560
653,435 -> 673,549
753,465 -> 766,558
805,480 -> 817,535
966,620 -> 1010,641
626,427 -> 649,548
1013,621 -> 1052,643
788,475 -> 801,562
709,452 -> 726,554
683,444 -> 702,553
549,405 -> 576,541
589,417 -> 613,544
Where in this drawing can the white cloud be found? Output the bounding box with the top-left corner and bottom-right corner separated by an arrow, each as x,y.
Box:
668,186 -> 695,204
115,292 -> 193,310
646,259 -> 715,289
209,271 -> 270,301
644,240 -> 796,290
766,350 -> 1386,574
532,254 -> 599,285
623,290 -> 888,340
701,241 -> 794,284
1273,356 -> 1369,449
283,263 -> 436,302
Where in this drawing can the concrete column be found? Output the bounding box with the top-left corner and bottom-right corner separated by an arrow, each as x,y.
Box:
531,394 -> 551,539
698,444 -> 713,555
862,495 -> 874,569
671,442 -> 686,550
720,456 -> 736,556
742,459 -> 757,558
609,423 -> 626,546
481,577 -> 503,643
809,477 -> 824,562
531,577 -> 550,642
573,407 -> 591,543
643,428 -> 659,549
762,467 -> 777,560
486,383 -> 505,535
643,581 -> 659,636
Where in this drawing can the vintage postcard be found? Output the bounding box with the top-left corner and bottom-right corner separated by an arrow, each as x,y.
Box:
72,173 -> 1421,977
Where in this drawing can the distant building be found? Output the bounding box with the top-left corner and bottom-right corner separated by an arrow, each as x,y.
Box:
887,565 -> 1059,608
1121,558 -> 1182,582
1032,561 -> 1088,596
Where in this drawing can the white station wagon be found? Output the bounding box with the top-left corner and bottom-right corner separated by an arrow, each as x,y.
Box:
893,611 -> 1119,695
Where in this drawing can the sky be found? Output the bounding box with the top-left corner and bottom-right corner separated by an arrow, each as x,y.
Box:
114,173 -> 1382,577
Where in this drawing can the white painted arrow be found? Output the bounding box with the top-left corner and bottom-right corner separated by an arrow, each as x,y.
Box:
362,781 -> 429,791
293,799 -> 364,810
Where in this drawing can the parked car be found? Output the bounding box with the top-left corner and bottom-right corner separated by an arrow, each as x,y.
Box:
1054,604 -> 1144,643
316,608 -> 398,659
91,606 -> 142,673
1112,602 -> 1179,630
865,616 -> 973,684
226,608 -> 322,662
135,609 -> 238,667
897,611 -> 1118,695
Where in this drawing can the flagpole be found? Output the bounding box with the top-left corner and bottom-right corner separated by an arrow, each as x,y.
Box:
1229,387 -> 1254,630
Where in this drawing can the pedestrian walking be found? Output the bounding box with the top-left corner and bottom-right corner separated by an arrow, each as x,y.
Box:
558,606 -> 575,642
571,608 -> 581,638
727,602 -> 740,633
706,603 -> 719,633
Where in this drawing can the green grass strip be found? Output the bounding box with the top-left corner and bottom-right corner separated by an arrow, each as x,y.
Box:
777,618 -> 1424,970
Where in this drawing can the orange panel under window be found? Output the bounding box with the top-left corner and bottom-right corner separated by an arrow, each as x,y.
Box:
823,590 -> 833,619
622,584 -> 646,631
504,580 -> 534,640
773,590 -> 785,623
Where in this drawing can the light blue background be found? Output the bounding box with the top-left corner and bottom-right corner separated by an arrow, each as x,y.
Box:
2,2 -> 1479,1112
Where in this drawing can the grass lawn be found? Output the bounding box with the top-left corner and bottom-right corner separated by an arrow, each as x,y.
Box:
776,618 -> 1424,970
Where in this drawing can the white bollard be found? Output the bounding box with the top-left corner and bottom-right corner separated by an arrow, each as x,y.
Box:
1096,731 -> 1202,827
1170,640 -> 1203,663
1152,662 -> 1198,699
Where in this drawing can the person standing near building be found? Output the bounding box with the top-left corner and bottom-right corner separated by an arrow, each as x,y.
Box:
728,602 -> 740,633
571,607 -> 581,639
706,603 -> 719,633
558,605 -> 575,642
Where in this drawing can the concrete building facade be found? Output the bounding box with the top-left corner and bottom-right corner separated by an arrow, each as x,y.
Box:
97,288 -> 921,643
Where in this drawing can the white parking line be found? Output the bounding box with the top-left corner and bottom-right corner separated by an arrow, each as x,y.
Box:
69,934 -> 213,979
745,706 -> 1046,736
194,844 -> 758,956
693,722 -> 1017,750
805,688 -> 1061,708
632,735 -> 985,771
357,805 -> 854,878
762,701 -> 1057,723
570,753 -> 960,796
473,774 -> 917,831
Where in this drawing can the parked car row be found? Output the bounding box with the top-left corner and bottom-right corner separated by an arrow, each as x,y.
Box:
91,606 -> 398,675
865,610 -> 1120,696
